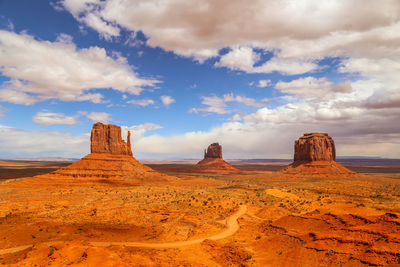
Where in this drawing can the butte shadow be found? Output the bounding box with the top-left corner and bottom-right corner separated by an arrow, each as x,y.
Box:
32,122 -> 175,185
195,143 -> 240,174
280,133 -> 357,178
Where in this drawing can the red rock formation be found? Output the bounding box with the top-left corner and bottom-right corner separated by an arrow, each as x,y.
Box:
281,133 -> 356,177
38,122 -> 173,182
204,143 -> 223,159
294,133 -> 335,162
196,143 -> 240,173
90,122 -> 132,156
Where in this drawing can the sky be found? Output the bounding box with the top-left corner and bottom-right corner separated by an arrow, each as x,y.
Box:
0,0 -> 400,160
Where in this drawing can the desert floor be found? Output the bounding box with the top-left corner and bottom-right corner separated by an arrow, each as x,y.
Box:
0,160 -> 399,266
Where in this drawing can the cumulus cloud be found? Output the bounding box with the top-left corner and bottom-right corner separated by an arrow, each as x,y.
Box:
0,30 -> 158,104
82,111 -> 112,123
189,95 -> 229,114
3,0 -> 399,159
223,93 -> 264,108
190,93 -> 263,114
55,0 -> 120,41
33,112 -> 77,126
215,47 -> 318,75
127,99 -> 155,107
0,124 -> 89,158
0,89 -> 38,105
122,123 -> 163,140
275,77 -> 352,100
133,99 -> 400,159
257,80 -> 271,88
59,0 -> 400,59
160,95 -> 175,107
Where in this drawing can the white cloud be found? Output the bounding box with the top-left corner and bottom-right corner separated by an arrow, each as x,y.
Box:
59,0 -> 400,61
83,111 -> 112,123
33,112 -> 77,126
2,0 -> 400,159
215,47 -> 318,75
257,80 -> 271,88
275,77 -> 352,100
133,99 -> 400,159
215,46 -> 260,71
223,93 -> 263,107
56,0 -> 120,41
0,89 -> 38,105
122,123 -> 163,140
0,124 -> 88,158
0,30 -> 158,104
127,99 -> 155,107
189,95 -> 229,114
190,93 -> 263,114
160,95 -> 175,107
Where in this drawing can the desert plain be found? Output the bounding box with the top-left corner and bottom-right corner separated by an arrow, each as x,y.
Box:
0,157 -> 399,266
0,126 -> 399,266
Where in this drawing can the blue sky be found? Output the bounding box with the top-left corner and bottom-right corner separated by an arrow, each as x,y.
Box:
0,0 -> 400,159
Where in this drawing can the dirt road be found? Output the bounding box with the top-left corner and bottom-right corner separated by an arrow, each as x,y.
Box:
0,205 -> 247,255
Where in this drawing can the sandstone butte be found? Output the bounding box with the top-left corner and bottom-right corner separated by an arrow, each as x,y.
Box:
281,133 -> 356,177
35,122 -> 171,183
196,143 -> 240,173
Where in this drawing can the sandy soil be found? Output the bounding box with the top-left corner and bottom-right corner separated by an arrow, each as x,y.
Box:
0,162 -> 399,266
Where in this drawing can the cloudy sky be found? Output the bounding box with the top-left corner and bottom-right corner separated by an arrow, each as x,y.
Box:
0,0 -> 399,159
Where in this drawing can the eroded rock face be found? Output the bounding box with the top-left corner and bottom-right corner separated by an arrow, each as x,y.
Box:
90,122 -> 132,156
204,143 -> 223,159
197,142 -> 239,173
294,133 -> 336,162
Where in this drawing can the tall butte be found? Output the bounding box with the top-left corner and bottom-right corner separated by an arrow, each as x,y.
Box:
281,133 -> 356,177
196,143 -> 240,173
38,122 -> 171,182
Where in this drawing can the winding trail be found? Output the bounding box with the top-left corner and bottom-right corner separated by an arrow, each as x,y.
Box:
0,205 -> 247,255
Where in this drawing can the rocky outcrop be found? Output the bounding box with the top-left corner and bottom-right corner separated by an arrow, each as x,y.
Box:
196,143 -> 240,173
294,133 -> 335,162
204,143 -> 223,159
281,133 -> 356,177
41,122 -> 173,182
91,122 -> 132,156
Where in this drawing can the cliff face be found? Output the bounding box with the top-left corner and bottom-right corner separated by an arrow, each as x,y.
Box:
45,122 -> 173,181
90,122 -> 132,156
281,133 -> 356,177
197,142 -> 240,173
294,133 -> 335,162
204,143 -> 223,159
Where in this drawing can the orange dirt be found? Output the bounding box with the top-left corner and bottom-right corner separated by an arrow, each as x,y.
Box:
0,163 -> 399,266
32,153 -> 176,186
280,160 -> 357,178
196,158 -> 241,173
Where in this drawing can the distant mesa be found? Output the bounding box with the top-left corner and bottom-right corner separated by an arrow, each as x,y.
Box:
281,133 -> 356,177
37,122 -> 171,182
196,143 -> 240,173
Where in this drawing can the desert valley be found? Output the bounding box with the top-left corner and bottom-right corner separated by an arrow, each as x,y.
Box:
1,1 -> 400,266
0,123 -> 399,266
